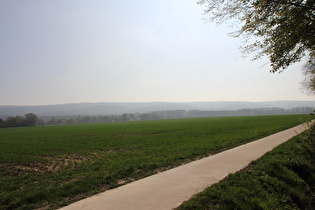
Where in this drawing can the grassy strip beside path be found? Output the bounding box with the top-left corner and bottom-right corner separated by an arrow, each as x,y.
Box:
0,115 -> 308,209
178,124 -> 315,209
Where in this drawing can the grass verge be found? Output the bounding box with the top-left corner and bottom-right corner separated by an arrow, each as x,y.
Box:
178,123 -> 315,210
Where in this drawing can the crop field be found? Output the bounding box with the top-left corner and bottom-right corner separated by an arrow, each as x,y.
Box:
0,115 -> 308,209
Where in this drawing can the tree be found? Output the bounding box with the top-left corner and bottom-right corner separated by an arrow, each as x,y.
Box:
25,113 -> 38,126
302,57 -> 315,94
15,116 -> 26,126
5,116 -> 18,127
198,0 -> 315,73
47,117 -> 57,125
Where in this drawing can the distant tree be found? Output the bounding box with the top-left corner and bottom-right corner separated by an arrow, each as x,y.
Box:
5,116 -> 18,127
25,113 -> 38,126
66,118 -> 75,124
47,117 -> 57,125
102,115 -> 112,122
129,114 -> 136,121
81,116 -> 91,123
0,114 -> 42,128
121,114 -> 129,122
122,114 -> 133,122
37,118 -> 45,126
198,0 -> 315,73
15,116 -> 26,126
57,118 -> 66,124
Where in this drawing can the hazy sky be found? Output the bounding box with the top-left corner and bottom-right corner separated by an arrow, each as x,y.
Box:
1,0 -> 314,106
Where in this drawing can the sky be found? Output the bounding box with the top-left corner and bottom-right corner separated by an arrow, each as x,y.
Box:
1,0 -> 314,106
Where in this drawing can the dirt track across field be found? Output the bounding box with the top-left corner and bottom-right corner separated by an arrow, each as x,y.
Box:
60,123 -> 308,210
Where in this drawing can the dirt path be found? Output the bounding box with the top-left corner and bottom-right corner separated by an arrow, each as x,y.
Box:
59,123 -> 308,210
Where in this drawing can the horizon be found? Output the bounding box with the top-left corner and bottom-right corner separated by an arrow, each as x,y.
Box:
1,99 -> 315,107
1,0 -> 315,106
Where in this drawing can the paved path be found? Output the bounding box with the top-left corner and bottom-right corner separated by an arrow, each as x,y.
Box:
60,123 -> 308,210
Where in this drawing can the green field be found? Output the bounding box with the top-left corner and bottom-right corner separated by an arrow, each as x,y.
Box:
0,115 -> 308,209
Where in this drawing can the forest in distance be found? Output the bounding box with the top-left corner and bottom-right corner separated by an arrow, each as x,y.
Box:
0,106 -> 314,128
44,106 -> 314,125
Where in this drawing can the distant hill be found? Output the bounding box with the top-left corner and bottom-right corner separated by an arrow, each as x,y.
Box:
0,101 -> 314,118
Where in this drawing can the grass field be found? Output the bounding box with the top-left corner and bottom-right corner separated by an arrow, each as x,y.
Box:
0,115 -> 308,209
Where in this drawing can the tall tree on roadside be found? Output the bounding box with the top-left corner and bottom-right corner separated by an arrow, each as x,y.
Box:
198,0 -> 315,74
302,57 -> 315,94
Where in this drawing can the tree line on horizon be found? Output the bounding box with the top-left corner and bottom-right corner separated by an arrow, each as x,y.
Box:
1,107 -> 313,127
0,113 -> 44,128
30,107 -> 315,125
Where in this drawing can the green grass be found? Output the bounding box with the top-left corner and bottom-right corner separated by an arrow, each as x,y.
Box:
0,115 -> 308,209
178,122 -> 315,210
